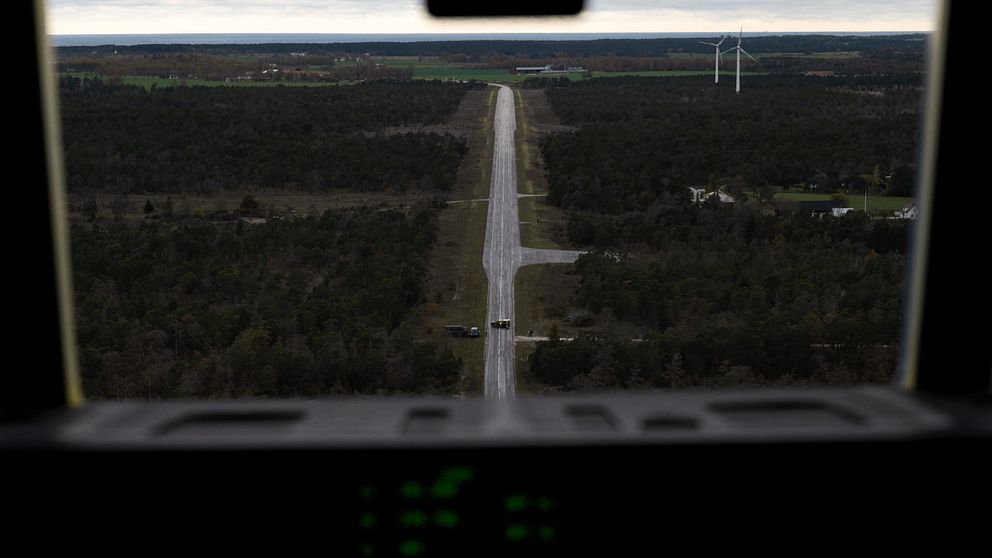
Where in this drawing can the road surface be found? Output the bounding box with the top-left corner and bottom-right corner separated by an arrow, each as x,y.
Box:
482,85 -> 520,399
482,85 -> 585,399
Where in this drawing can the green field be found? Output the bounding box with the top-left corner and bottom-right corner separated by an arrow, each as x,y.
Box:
775,191 -> 913,211
411,67 -> 584,83
590,70 -> 766,78
372,56 -> 447,67
63,72 -> 356,89
756,51 -> 861,59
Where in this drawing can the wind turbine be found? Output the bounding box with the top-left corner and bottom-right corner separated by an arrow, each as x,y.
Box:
721,28 -> 758,93
698,36 -> 726,84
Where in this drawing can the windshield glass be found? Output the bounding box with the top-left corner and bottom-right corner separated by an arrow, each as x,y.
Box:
48,0 -> 937,399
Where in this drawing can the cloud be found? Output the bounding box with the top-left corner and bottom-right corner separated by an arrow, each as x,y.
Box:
46,0 -> 936,35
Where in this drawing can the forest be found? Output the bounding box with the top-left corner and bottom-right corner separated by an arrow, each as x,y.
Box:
73,207 -> 462,398
541,75 -> 923,213
57,34 -> 926,59
527,74 -> 920,390
61,74 -> 477,398
59,77 -> 472,193
530,205 -> 907,389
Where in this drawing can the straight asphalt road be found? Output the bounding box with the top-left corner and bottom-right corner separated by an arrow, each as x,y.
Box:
483,85 -> 520,399
482,84 -> 585,399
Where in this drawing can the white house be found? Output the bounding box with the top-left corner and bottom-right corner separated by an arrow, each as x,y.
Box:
689,187 -> 735,205
894,204 -> 918,220
832,207 -> 855,217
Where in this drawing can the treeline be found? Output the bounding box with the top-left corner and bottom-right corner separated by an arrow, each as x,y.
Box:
541,75 -> 922,213
73,207 -> 461,398
60,78 -> 469,193
496,52 -> 922,74
526,75 -> 918,390
57,35 -> 927,58
58,54 -> 413,82
59,53 -> 333,81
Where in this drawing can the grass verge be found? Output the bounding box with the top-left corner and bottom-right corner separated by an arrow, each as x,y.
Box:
775,191 -> 914,211
412,88 -> 498,395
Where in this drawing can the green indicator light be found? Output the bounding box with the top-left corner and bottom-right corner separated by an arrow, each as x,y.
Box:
538,497 -> 554,511
539,526 -> 556,542
505,495 -> 529,512
359,543 -> 375,556
359,513 -> 377,529
439,466 -> 474,483
399,510 -> 427,527
399,540 -> 425,557
506,524 -> 530,542
431,481 -> 457,499
434,510 -> 459,528
359,485 -> 374,499
400,482 -> 423,499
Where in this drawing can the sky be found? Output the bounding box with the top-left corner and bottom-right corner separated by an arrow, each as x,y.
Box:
47,0 -> 937,35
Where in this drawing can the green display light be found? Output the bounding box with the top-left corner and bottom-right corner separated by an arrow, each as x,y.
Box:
439,466 -> 474,483
539,526 -> 556,542
430,480 -> 457,499
399,510 -> 427,527
506,524 -> 529,541
400,482 -> 423,499
359,485 -> 374,499
399,540 -> 425,557
359,542 -> 375,556
359,513 -> 377,529
538,496 -> 554,511
505,495 -> 529,512
434,509 -> 459,528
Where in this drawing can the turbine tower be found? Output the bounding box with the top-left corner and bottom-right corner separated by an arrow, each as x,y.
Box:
721,28 -> 757,93
698,36 -> 726,84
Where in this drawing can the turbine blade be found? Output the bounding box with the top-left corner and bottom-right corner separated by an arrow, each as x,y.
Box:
699,41 -> 718,46
741,48 -> 758,63
721,48 -> 735,55
717,37 -> 726,46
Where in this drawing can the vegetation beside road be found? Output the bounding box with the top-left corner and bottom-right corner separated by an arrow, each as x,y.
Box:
411,89 -> 498,394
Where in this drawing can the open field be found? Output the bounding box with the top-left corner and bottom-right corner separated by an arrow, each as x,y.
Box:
775,191 -> 914,211
514,89 -> 566,250
370,56 -> 448,67
591,70 -> 765,78
513,88 -> 572,250
757,51 -> 862,59
668,51 -> 861,59
414,67 -> 585,83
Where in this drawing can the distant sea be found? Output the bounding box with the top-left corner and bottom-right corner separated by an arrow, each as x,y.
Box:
51,32 -> 923,47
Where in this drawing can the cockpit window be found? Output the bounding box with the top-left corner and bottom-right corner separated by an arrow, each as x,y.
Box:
48,1 -> 937,399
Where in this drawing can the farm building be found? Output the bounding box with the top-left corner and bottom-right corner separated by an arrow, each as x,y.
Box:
515,65 -> 552,74
894,204 -> 918,220
799,200 -> 845,217
688,187 -> 735,205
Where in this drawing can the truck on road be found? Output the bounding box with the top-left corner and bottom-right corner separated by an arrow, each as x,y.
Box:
446,325 -> 481,338
490,319 -> 510,329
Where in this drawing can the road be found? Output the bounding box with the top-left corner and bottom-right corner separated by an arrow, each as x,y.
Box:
482,85 -> 585,399
482,85 -> 520,399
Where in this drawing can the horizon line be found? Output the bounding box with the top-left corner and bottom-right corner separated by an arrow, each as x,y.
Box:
53,30 -> 928,36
